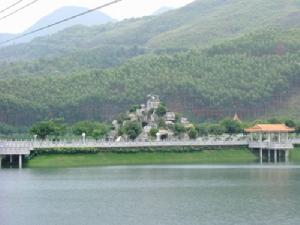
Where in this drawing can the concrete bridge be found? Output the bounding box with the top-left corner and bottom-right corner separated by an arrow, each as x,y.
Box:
0,138 -> 299,168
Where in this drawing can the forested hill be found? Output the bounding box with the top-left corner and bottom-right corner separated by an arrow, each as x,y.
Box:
0,28 -> 299,126
0,0 -> 299,127
0,0 -> 299,62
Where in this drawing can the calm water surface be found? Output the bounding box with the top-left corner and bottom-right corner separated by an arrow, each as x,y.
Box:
1,164 -> 300,225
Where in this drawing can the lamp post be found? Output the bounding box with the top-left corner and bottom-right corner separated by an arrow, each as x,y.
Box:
82,133 -> 86,144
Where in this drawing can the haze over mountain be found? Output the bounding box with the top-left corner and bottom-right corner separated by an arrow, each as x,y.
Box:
0,0 -> 299,128
0,6 -> 115,44
152,7 -> 174,15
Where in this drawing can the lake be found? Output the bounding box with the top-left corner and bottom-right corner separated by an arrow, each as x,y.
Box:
1,164 -> 300,225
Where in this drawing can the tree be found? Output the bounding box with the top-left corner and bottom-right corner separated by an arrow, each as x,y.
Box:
267,118 -> 282,124
73,121 -> 109,138
174,123 -> 186,136
92,124 -> 109,140
195,124 -> 209,136
221,119 -> 243,134
30,119 -> 66,139
124,121 -> 142,140
156,104 -> 167,117
188,127 -> 197,139
208,124 -> 225,135
158,118 -> 166,128
149,128 -> 159,138
72,121 -> 96,136
285,119 -> 296,128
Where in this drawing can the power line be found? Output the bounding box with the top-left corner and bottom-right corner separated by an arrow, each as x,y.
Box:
0,0 -> 123,46
0,0 -> 26,15
0,0 -> 40,22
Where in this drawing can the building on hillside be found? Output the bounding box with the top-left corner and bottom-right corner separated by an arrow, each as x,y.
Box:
147,94 -> 160,111
165,112 -> 176,123
156,129 -> 173,141
136,104 -> 146,117
181,117 -> 189,124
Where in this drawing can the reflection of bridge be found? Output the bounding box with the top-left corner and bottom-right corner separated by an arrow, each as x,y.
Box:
0,138 -> 299,168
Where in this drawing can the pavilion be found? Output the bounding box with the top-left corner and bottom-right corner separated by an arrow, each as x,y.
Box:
245,124 -> 295,163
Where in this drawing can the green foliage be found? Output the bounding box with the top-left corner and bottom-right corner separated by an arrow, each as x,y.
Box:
158,118 -> 166,128
129,105 -> 141,113
156,104 -> 167,117
0,0 -> 299,126
124,121 -> 142,140
267,118 -> 283,124
72,121 -> 108,138
30,119 -> 66,139
149,128 -> 159,138
195,124 -> 209,137
208,124 -> 226,136
285,119 -> 297,128
221,119 -> 243,134
174,123 -> 186,136
188,127 -> 197,139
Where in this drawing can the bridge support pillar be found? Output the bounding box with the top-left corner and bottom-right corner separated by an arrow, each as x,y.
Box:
0,156 -> 2,168
259,148 -> 263,164
10,155 -> 13,164
268,150 -> 271,163
19,155 -> 22,169
274,149 -> 277,163
285,150 -> 289,163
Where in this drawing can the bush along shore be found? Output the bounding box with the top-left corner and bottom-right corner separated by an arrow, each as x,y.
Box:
25,147 -> 258,168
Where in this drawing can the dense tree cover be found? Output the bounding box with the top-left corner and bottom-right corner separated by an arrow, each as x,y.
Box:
72,121 -> 109,139
123,121 -> 142,140
30,119 -> 66,139
0,0 -> 298,62
0,29 -> 299,126
0,0 -> 299,126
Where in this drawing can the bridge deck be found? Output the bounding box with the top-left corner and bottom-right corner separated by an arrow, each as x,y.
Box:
0,138 -> 299,156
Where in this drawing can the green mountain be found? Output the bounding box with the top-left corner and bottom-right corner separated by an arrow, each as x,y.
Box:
0,0 -> 299,127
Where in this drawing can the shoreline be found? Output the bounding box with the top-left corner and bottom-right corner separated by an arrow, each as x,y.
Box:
25,148 -> 258,168
2,147 -> 298,169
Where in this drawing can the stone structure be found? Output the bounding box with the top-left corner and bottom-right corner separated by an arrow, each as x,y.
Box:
146,95 -> 160,111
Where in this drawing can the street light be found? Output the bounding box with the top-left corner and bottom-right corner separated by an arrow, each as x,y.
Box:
82,133 -> 86,143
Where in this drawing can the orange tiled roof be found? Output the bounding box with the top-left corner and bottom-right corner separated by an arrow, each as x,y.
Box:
245,124 -> 295,133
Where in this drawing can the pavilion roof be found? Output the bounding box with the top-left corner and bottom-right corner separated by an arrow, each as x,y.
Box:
244,124 -> 295,133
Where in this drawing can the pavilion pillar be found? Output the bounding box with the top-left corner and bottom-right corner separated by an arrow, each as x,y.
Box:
10,155 -> 13,164
268,133 -> 271,142
278,133 -> 281,143
0,156 -> 2,168
259,148 -> 263,164
250,133 -> 253,141
274,149 -> 277,163
285,150 -> 289,163
259,132 -> 262,142
268,150 -> 271,163
19,155 -> 22,169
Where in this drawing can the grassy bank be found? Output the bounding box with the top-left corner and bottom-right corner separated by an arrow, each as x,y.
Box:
290,147 -> 300,162
26,148 -> 258,168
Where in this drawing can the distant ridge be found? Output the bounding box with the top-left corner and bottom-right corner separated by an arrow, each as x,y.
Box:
0,6 -> 115,44
152,7 -> 174,15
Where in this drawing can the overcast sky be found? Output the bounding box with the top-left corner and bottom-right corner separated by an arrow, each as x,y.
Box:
0,0 -> 195,33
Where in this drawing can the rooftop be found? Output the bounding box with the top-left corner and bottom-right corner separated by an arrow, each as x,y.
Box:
245,124 -> 295,133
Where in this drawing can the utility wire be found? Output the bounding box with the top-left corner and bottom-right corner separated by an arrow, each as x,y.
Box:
0,0 -> 123,46
0,0 -> 26,15
0,0 -> 40,22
